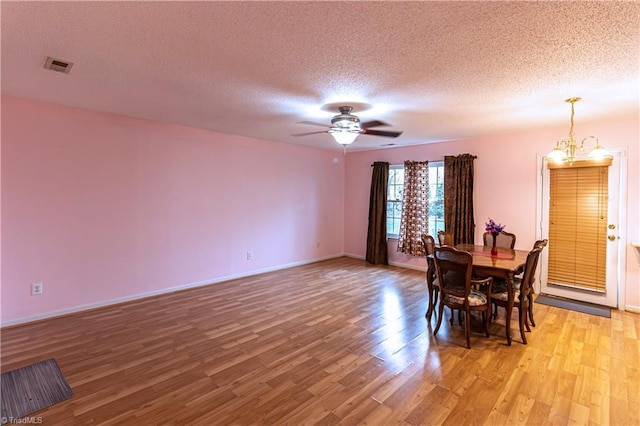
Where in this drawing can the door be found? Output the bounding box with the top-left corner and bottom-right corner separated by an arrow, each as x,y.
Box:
538,150 -> 625,308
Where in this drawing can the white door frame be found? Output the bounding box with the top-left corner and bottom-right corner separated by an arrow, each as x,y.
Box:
535,148 -> 627,309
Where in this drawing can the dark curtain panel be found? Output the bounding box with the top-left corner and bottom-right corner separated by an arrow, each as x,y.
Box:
366,162 -> 389,265
444,154 -> 476,245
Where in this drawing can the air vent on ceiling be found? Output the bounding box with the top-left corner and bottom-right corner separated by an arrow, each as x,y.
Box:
44,57 -> 73,74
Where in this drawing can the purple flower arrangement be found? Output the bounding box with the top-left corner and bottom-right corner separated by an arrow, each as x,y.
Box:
485,218 -> 506,235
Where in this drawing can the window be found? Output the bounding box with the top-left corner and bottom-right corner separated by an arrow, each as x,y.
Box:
428,162 -> 445,237
387,166 -> 404,237
387,162 -> 445,238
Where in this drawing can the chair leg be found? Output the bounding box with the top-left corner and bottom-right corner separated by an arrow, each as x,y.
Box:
518,307 -> 528,345
491,301 -> 500,322
464,307 -> 471,349
522,298 -> 531,332
484,306 -> 490,337
425,289 -> 434,321
434,302 -> 445,336
528,293 -> 536,327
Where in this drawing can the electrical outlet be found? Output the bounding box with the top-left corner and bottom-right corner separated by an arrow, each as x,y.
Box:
31,282 -> 43,296
246,251 -> 253,260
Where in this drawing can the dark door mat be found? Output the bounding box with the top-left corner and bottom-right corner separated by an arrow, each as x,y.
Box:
1,359 -> 73,424
535,294 -> 611,318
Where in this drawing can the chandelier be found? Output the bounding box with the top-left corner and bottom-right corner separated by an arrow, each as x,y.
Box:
547,97 -> 611,165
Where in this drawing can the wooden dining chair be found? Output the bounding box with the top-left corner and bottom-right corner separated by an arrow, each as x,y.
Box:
491,239 -> 548,324
482,231 -> 516,249
523,239 -> 548,326
421,234 -> 439,321
490,246 -> 543,344
437,230 -> 454,246
433,246 -> 493,349
483,231 -> 516,300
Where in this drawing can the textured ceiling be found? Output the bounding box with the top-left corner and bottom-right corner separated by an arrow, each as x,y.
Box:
2,1 -> 639,152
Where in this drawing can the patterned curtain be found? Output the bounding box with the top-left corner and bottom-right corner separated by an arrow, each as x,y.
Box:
397,161 -> 429,256
366,162 -> 389,265
444,154 -> 476,245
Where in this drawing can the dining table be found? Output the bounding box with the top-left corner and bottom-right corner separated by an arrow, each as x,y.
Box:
454,244 -> 530,346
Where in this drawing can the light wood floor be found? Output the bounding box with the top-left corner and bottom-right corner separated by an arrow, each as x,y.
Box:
1,257 -> 638,425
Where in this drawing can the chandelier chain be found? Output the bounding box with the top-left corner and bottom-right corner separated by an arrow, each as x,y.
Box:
569,101 -> 575,139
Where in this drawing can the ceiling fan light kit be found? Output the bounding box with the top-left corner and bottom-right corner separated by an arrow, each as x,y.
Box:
328,129 -> 359,146
328,106 -> 362,146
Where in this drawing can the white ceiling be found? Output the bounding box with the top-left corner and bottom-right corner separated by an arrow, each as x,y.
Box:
2,1 -> 639,152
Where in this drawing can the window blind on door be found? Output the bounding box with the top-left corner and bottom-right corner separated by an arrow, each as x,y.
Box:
548,164 -> 608,292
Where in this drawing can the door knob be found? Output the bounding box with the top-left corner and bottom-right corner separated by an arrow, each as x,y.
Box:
608,224 -> 616,230
608,235 -> 617,241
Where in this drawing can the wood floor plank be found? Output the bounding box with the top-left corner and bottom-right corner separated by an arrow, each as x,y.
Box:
1,257 -> 638,425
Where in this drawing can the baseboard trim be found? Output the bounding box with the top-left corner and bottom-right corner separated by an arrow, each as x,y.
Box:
1,254 -> 343,328
343,252 -> 365,260
388,261 -> 426,272
624,304 -> 640,314
343,253 -> 426,272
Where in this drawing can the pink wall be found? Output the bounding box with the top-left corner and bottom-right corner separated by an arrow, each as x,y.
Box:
1,96 -> 345,325
2,95 -> 638,324
344,119 -> 640,311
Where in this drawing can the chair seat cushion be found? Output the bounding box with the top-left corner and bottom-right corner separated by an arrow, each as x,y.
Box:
492,288 -> 521,302
445,290 -> 488,306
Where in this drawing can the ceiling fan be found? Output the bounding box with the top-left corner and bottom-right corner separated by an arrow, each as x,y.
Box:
293,106 -> 403,147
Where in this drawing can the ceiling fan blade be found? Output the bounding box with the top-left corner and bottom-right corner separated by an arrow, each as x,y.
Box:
362,129 -> 403,138
292,130 -> 328,137
298,120 -> 330,128
360,120 -> 389,129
